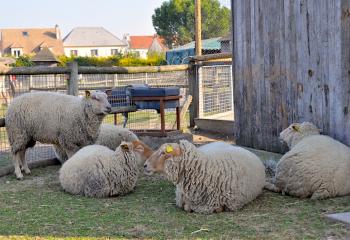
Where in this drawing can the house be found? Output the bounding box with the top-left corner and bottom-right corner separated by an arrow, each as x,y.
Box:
63,27 -> 127,57
124,35 -> 167,58
166,37 -> 222,64
0,25 -> 64,57
32,47 -> 60,66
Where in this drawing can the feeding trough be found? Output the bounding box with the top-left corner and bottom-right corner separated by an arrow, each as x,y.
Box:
106,84 -> 182,136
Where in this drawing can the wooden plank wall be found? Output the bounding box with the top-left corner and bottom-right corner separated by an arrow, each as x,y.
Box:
232,0 -> 350,153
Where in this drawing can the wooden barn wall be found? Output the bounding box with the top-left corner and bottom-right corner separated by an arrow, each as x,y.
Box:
232,0 -> 350,153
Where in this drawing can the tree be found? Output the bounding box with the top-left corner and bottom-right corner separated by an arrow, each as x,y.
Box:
152,0 -> 231,48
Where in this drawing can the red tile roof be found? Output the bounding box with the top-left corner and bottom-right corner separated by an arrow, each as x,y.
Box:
129,35 -> 167,50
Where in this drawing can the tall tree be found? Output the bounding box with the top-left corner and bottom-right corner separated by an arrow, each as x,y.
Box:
152,0 -> 231,48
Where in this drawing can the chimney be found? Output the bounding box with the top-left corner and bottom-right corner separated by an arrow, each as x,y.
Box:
55,24 -> 61,40
123,33 -> 130,45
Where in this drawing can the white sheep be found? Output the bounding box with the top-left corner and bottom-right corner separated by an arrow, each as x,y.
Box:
53,123 -> 139,163
144,140 -> 265,214
59,140 -> 153,198
265,122 -> 350,199
5,90 -> 111,179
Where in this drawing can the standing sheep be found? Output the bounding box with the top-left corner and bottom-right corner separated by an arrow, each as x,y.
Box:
59,140 -> 153,198
5,90 -> 111,179
265,122 -> 350,199
144,140 -> 265,214
53,123 -> 139,163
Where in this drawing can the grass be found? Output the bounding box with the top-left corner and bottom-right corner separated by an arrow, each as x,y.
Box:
0,166 -> 349,239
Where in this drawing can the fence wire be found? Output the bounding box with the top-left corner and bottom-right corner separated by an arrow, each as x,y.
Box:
0,70 -> 189,170
198,65 -> 234,121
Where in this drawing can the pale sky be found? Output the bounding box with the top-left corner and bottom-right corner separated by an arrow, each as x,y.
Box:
0,0 -> 231,39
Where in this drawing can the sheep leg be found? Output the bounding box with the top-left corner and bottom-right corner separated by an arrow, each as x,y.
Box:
12,151 -> 24,180
264,182 -> 281,193
214,206 -> 224,213
19,150 -> 30,175
311,189 -> 331,200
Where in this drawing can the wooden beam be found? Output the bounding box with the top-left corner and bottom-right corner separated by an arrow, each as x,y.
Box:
190,53 -> 232,62
0,64 -> 190,75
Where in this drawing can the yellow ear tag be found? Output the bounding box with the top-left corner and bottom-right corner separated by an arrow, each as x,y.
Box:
166,146 -> 173,153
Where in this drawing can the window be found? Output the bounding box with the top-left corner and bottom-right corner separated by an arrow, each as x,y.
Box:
111,49 -> 119,55
22,31 -> 29,37
12,50 -> 22,58
91,49 -> 98,56
70,50 -> 78,56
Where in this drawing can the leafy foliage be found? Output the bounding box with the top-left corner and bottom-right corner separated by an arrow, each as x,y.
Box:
58,54 -> 166,67
152,0 -> 231,48
11,55 -> 34,67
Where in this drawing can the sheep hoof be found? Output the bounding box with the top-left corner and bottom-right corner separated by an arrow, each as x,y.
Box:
311,191 -> 330,200
16,174 -> 23,180
214,206 -> 224,213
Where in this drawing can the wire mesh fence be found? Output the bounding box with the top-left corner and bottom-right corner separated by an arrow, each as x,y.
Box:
198,64 -> 234,121
0,69 -> 190,170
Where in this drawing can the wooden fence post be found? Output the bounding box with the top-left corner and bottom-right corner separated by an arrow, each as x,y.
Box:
68,61 -> 78,96
189,62 -> 199,127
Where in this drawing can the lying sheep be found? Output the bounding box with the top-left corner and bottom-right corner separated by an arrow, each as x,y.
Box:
5,90 -> 111,179
54,124 -> 139,163
265,122 -> 350,199
59,140 -> 153,198
144,140 -> 265,214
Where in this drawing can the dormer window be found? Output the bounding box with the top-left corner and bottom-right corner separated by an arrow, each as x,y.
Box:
22,31 -> 29,37
12,49 -> 22,58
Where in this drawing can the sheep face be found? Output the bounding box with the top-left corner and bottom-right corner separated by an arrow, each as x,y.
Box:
280,122 -> 320,148
86,90 -> 111,115
143,143 -> 181,175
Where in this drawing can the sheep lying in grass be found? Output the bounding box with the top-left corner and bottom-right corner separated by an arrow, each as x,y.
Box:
54,124 -> 139,163
59,140 -> 153,198
5,91 -> 111,179
265,122 -> 350,199
144,140 -> 265,214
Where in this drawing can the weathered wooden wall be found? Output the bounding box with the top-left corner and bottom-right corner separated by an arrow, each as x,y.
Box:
232,0 -> 350,153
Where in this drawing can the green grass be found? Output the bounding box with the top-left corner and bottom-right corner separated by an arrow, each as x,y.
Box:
0,166 -> 349,239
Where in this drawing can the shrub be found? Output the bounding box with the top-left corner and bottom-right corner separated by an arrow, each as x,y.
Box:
11,55 -> 34,67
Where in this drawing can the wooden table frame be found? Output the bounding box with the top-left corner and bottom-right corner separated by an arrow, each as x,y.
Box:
131,95 -> 182,136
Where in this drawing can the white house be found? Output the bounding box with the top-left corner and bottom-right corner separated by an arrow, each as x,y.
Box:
63,27 -> 127,57
123,34 -> 167,59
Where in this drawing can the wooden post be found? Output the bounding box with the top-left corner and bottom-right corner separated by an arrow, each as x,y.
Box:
195,0 -> 202,56
189,63 -> 198,127
68,61 -> 78,96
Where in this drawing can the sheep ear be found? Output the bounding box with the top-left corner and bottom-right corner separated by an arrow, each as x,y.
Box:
85,90 -> 91,98
164,145 -> 181,157
292,125 -> 301,132
134,144 -> 144,153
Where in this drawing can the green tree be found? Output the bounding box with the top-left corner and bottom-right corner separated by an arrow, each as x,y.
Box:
152,0 -> 231,48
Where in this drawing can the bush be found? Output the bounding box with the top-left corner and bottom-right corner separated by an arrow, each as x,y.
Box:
58,53 -> 167,67
11,55 -> 34,67
58,55 -> 122,67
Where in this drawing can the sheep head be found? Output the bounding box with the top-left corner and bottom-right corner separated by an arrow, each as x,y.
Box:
143,143 -> 182,176
131,140 -> 154,163
85,90 -> 111,115
280,122 -> 320,148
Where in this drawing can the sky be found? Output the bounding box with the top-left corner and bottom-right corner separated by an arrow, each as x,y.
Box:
0,0 -> 231,39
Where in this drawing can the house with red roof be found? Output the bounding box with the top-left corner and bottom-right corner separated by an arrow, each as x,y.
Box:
124,34 -> 167,59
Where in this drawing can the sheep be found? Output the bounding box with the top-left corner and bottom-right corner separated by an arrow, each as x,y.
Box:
265,122 -> 350,200
144,140 -> 265,214
59,140 -> 153,198
53,123 -> 139,163
5,90 -> 111,180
